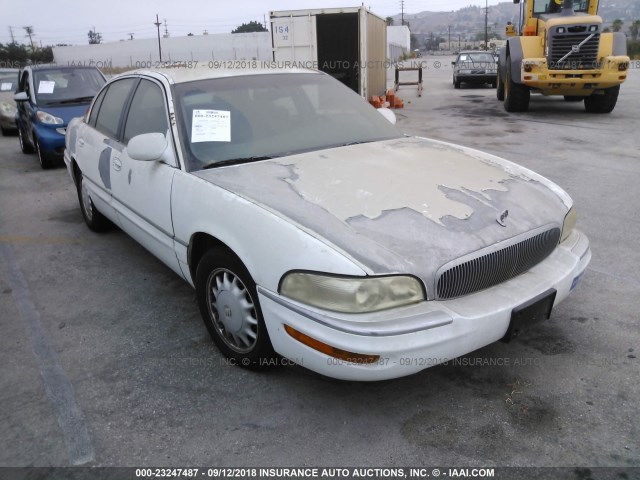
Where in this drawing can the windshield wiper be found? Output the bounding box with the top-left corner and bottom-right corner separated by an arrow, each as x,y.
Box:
55,96 -> 96,105
202,156 -> 273,170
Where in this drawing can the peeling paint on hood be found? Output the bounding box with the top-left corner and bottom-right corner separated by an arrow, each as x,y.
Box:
280,138 -> 513,225
193,136 -> 570,296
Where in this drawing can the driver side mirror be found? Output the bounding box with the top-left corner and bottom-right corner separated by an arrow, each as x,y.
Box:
451,61 -> 457,66
127,132 -> 168,162
14,91 -> 28,102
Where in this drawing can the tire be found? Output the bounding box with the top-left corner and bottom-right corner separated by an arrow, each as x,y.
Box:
503,56 -> 530,112
564,95 -> 585,102
491,80 -> 497,88
18,126 -> 34,153
453,77 -> 461,89
77,171 -> 110,232
196,249 -> 276,369
584,86 -> 620,114
496,71 -> 505,100
34,136 -> 53,169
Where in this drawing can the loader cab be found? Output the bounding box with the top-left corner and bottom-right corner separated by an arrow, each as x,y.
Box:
532,0 -> 591,16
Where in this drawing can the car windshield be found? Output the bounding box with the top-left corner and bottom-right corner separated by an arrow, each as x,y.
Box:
33,68 -> 105,106
173,72 -> 402,171
457,53 -> 495,65
533,0 -> 589,14
0,74 -> 18,93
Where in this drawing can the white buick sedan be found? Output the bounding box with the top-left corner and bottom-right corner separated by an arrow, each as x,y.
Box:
64,67 -> 590,381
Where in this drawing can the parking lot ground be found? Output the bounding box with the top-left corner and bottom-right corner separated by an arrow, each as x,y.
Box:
1,59 -> 639,470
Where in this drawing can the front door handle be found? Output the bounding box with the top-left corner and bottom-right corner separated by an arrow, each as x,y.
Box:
113,157 -> 122,171
78,139 -> 85,147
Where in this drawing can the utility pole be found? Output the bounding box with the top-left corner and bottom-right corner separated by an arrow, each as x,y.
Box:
154,14 -> 162,61
128,33 -> 134,40
400,0 -> 405,26
448,25 -> 451,51
263,14 -> 267,30
163,18 -> 169,38
9,26 -> 16,44
23,26 -> 35,50
484,0 -> 489,50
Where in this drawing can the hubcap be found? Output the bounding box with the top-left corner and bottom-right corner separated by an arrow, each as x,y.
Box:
206,268 -> 258,353
81,179 -> 93,221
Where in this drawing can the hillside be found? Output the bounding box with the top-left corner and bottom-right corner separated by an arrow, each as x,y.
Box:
393,0 -> 640,40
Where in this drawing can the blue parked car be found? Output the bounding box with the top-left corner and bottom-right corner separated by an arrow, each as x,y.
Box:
15,66 -> 106,168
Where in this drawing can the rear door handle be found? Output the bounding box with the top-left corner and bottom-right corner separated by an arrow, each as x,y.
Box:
113,157 -> 122,171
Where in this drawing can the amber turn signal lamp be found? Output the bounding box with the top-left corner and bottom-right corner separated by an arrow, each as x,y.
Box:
284,325 -> 380,364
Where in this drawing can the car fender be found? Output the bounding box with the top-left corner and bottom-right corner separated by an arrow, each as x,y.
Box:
170,172 -> 369,291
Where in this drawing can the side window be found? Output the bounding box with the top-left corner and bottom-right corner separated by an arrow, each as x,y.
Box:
123,79 -> 169,144
95,78 -> 136,139
88,87 -> 107,127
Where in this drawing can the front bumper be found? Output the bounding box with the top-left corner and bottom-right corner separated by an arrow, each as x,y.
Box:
34,124 -> 66,158
0,113 -> 16,130
456,73 -> 496,84
521,56 -> 629,94
259,229 -> 591,381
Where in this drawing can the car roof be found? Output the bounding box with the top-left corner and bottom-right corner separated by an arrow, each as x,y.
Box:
119,66 -> 322,85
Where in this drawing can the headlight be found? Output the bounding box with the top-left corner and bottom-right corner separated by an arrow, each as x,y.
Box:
36,110 -> 64,125
279,272 -> 425,313
0,101 -> 17,115
561,207 -> 577,243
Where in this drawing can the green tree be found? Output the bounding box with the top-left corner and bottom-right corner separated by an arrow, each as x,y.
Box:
88,29 -> 102,44
0,42 -> 53,66
612,19 -> 624,32
231,21 -> 267,34
629,20 -> 640,41
386,17 -> 394,26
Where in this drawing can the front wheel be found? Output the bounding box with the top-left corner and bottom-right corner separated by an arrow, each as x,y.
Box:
18,126 -> 34,153
77,171 -> 110,231
504,56 -> 530,112
496,71 -> 505,100
34,136 -> 53,169
584,86 -> 620,113
196,249 -> 276,369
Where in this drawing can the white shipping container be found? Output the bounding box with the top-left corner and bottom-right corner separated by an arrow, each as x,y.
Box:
270,7 -> 388,99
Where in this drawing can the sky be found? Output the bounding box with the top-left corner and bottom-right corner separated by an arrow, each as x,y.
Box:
1,0 -> 504,46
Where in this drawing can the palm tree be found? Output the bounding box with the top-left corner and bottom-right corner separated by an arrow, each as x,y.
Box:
612,19 -> 624,32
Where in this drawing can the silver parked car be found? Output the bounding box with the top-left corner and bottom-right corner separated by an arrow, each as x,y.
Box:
452,51 -> 498,89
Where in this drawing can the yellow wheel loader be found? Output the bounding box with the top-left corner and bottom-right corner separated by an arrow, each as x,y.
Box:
497,0 -> 630,113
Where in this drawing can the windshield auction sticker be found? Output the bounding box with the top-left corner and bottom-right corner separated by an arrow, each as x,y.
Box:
191,109 -> 231,143
37,81 -> 56,94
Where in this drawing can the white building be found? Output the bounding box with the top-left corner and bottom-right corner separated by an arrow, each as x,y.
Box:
53,32 -> 272,69
387,25 -> 410,61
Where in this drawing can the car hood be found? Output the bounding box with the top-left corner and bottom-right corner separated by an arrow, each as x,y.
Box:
193,137 -> 571,295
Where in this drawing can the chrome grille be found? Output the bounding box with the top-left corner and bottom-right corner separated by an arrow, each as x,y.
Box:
436,227 -> 561,299
548,31 -> 600,70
